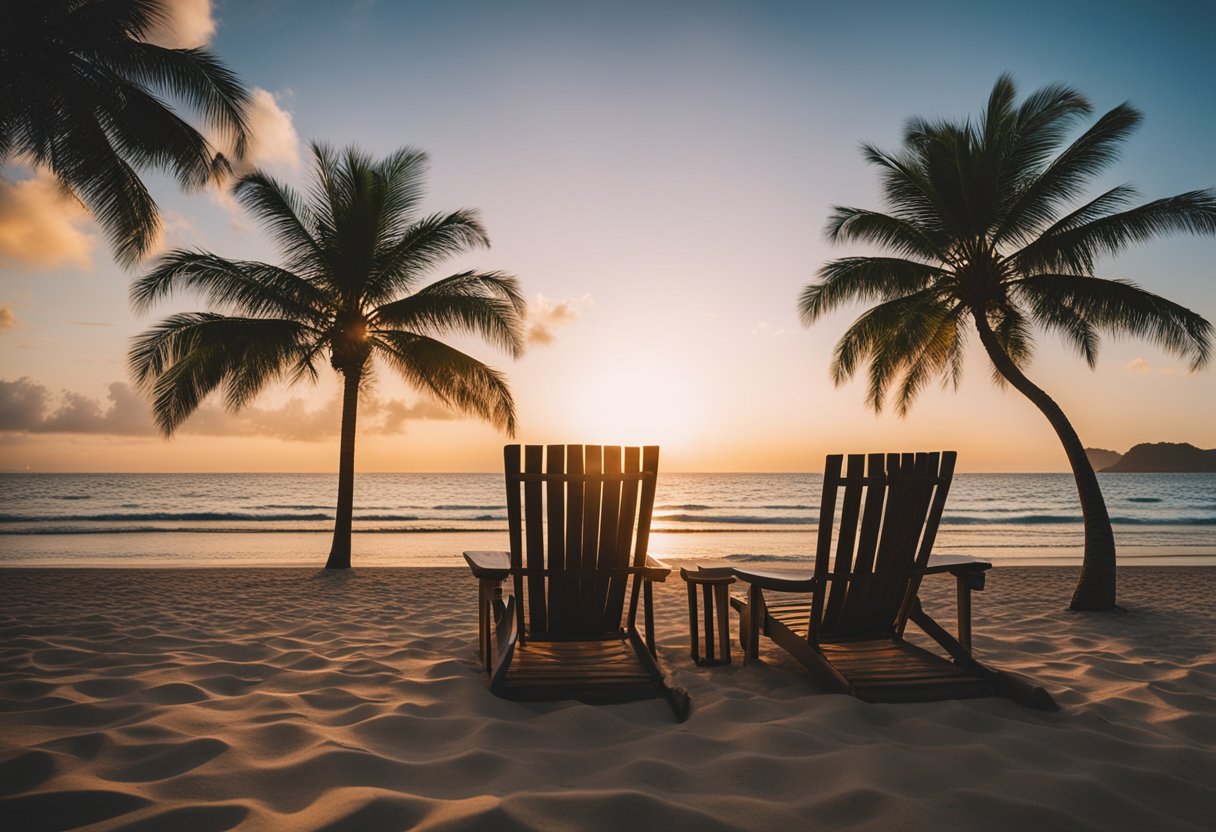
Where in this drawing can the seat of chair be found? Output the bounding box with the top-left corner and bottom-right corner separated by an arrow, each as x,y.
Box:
733,597 -> 994,703
499,637 -> 660,703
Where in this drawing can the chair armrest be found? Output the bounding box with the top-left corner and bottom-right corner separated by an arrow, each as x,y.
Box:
926,553 -> 992,574
731,567 -> 816,593
642,555 -> 670,582
927,554 -> 991,590
463,550 -> 511,581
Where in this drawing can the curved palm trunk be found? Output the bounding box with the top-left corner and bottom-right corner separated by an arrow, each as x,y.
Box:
972,310 -> 1117,610
325,369 -> 361,569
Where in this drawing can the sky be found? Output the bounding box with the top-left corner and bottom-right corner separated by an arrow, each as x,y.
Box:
1,0 -> 1214,473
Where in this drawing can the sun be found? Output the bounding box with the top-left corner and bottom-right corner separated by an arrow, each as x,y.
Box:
557,358 -> 708,451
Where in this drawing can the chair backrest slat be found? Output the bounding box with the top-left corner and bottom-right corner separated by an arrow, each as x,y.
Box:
823,454 -> 865,631
502,444 -> 659,640
545,444 -> 568,632
603,445 -> 641,629
577,446 -> 604,632
504,445 -> 526,639
582,446 -> 622,632
813,451 -> 956,640
523,445 -> 547,635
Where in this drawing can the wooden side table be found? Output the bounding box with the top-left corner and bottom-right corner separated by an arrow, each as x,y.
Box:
679,567 -> 735,666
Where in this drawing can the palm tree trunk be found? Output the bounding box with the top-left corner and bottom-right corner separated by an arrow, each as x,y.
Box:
971,309 -> 1117,610
325,369 -> 361,569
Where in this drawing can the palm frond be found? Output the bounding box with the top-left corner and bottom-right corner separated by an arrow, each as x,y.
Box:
892,303 -> 966,415
372,146 -> 429,238
373,271 -> 526,357
1015,274 -> 1212,370
131,250 -> 329,321
860,144 -> 947,235
800,257 -> 947,324
372,331 -> 517,434
995,103 -> 1142,245
1000,80 -> 1091,184
50,109 -> 161,266
825,207 -> 949,262
827,289 -> 952,411
232,172 -> 324,273
364,210 -> 490,304
129,313 -> 313,434
1011,189 -> 1216,275
105,40 -> 251,157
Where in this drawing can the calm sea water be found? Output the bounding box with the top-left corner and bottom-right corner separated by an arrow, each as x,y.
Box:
1,472 -> 1213,567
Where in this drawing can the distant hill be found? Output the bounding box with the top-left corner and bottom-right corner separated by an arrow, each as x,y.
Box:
1085,448 -> 1123,471
1096,442 -> 1216,473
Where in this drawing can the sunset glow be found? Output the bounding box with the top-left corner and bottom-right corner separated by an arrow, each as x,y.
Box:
2,1 -> 1213,474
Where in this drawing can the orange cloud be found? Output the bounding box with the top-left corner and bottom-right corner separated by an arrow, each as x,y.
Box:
208,88 -> 302,230
0,168 -> 97,269
0,305 -> 15,332
144,0 -> 217,49
0,378 -> 456,440
1125,357 -> 1194,377
526,294 -> 592,345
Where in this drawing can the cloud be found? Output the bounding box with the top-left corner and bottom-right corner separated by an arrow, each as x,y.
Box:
0,378 -> 154,435
0,378 -> 457,441
1124,357 -> 1194,377
752,321 -> 786,338
0,168 -> 98,269
526,294 -> 592,345
144,0 -> 217,49
207,88 -> 302,231
242,89 -> 302,170
0,306 -> 16,332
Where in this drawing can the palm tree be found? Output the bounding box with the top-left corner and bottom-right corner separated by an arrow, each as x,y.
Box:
1,0 -> 250,266
799,75 -> 1214,611
129,144 -> 527,569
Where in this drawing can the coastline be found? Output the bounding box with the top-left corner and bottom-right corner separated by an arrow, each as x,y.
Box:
2,566 -> 1213,830
2,530 -> 1214,568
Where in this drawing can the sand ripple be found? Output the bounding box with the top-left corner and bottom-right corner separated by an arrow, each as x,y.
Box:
1,566 -> 1213,830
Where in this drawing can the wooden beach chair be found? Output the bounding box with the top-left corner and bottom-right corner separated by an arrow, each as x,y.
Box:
731,452 -> 1057,710
464,444 -> 690,721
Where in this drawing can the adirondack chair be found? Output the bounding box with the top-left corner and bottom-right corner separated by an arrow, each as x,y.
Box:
464,444 -> 690,721
731,452 -> 1057,710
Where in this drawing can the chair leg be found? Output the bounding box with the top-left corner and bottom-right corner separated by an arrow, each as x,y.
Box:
744,584 -> 763,663
687,579 -> 701,664
703,583 -> 715,663
715,584 -> 731,664
644,580 -> 656,657
956,575 -> 973,654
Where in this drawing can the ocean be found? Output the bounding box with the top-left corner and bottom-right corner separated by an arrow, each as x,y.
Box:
1,472 -> 1213,568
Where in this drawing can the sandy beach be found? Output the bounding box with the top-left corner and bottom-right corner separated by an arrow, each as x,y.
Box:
1,566 -> 1213,831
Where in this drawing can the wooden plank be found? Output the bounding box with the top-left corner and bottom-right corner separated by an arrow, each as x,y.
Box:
503,445 -> 527,644
523,444 -> 547,636
858,452 -> 928,634
687,579 -> 700,663
824,454 -> 865,633
835,453 -> 886,636
627,447 -> 660,630
586,446 -> 622,633
604,446 -> 640,630
516,472 -> 652,482
564,445 -> 585,628
807,454 -> 843,646
546,444 -> 570,634
578,445 -> 603,634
